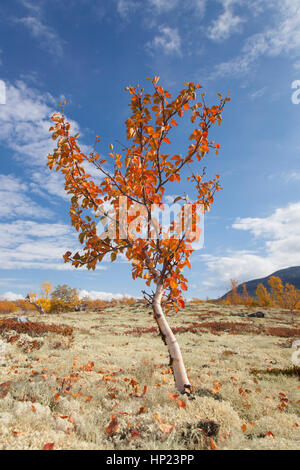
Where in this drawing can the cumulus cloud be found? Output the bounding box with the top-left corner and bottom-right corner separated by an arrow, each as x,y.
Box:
207,0 -> 244,41
15,2 -> 64,58
0,81 -> 80,167
146,25 -> 181,55
0,291 -> 24,301
232,202 -> 300,241
202,202 -> 300,292
148,0 -> 178,12
0,174 -> 53,219
116,0 -> 139,18
116,0 -> 206,17
0,219 -> 110,271
29,170 -> 70,201
0,220 -> 77,270
280,170 -> 300,182
212,0 -> 300,77
78,289 -> 133,301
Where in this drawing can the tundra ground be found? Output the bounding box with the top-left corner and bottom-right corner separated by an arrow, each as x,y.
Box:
0,303 -> 299,450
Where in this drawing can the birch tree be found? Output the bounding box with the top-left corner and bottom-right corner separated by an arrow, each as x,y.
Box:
47,77 -> 230,394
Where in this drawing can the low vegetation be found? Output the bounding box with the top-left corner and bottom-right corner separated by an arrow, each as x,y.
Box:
0,301 -> 299,450
215,277 -> 300,324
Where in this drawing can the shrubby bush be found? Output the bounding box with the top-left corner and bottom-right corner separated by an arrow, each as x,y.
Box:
0,300 -> 18,314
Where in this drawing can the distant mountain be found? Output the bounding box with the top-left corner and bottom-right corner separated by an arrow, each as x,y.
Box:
221,266 -> 300,299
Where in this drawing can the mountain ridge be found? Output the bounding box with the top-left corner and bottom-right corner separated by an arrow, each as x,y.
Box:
221,266 -> 300,299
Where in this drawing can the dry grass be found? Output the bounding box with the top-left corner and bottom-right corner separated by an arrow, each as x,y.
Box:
0,303 -> 299,450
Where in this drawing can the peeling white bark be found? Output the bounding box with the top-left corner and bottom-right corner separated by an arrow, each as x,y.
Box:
152,283 -> 191,394
25,295 -> 45,315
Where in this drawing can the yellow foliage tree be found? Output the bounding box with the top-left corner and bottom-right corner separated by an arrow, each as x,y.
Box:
268,276 -> 300,323
26,281 -> 53,314
282,283 -> 300,324
241,283 -> 254,306
256,283 -> 271,307
0,300 -> 18,314
268,276 -> 284,308
39,281 -> 53,312
226,279 -> 242,305
50,284 -> 79,313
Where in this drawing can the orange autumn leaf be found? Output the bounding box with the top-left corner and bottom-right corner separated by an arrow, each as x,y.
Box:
154,413 -> 164,423
210,438 -> 217,450
11,430 -> 25,436
130,429 -> 141,439
137,406 -> 147,414
168,393 -> 179,400
43,443 -> 55,450
177,400 -> 186,408
105,414 -> 118,435
159,423 -> 174,434
212,380 -> 221,394
130,378 -> 138,386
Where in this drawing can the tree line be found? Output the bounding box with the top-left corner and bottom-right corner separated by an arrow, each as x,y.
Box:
219,276 -> 300,323
0,282 -> 137,315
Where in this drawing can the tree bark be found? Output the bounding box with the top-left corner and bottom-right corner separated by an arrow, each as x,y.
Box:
25,295 -> 45,315
152,283 -> 191,394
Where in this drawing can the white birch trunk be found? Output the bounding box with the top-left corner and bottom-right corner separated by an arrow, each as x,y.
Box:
25,295 -> 45,315
152,283 -> 191,394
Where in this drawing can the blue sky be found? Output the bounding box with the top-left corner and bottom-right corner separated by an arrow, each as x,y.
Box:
0,0 -> 300,302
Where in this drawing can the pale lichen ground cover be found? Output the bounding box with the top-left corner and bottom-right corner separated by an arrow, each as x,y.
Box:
0,303 -> 299,450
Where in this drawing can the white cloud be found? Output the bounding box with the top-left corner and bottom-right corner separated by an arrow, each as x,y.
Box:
207,0 -> 245,41
0,219 -> 108,271
232,202 -> 300,240
29,170 -> 69,201
250,86 -> 267,99
202,201 -> 300,290
146,25 -> 181,55
148,0 -> 177,12
0,291 -> 24,301
190,0 -> 207,16
116,0 -> 139,18
0,81 -> 55,166
0,220 -> 75,270
212,0 -> 300,77
19,0 -> 42,15
0,81 -> 80,168
202,251 -> 276,288
16,15 -> 64,58
293,59 -> 300,69
281,170 -> 300,182
0,174 -> 53,219
78,289 -> 132,301
148,0 -> 206,15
